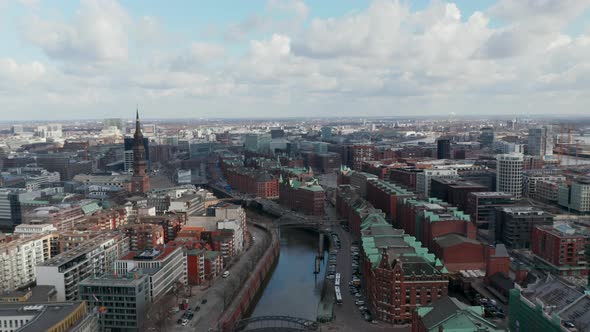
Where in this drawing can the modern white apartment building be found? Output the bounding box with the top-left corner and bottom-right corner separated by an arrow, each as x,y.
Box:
496,153 -> 524,199
558,177 -> 590,213
0,234 -> 55,292
115,246 -> 186,302
35,233 -> 129,301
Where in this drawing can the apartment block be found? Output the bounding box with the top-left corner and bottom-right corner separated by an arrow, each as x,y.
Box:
36,233 -> 129,301
0,234 -> 55,292
116,247 -> 187,302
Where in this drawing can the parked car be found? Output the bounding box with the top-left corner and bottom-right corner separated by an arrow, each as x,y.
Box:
201,298 -> 208,304
355,300 -> 365,306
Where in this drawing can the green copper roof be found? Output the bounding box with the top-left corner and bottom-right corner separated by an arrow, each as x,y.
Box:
81,202 -> 101,215
359,212 -> 444,270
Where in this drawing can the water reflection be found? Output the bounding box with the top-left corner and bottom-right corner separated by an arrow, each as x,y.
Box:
247,228 -> 326,320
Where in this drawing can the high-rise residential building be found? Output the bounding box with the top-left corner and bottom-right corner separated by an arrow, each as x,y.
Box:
436,138 -> 451,159
558,177 -> 590,213
80,272 -> 149,331
0,234 -> 55,292
495,206 -> 553,249
480,127 -> 495,148
131,110 -> 150,194
496,153 -> 524,199
527,126 -> 553,157
36,233 -> 129,301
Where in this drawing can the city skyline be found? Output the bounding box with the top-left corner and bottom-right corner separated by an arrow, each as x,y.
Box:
1,0 -> 590,120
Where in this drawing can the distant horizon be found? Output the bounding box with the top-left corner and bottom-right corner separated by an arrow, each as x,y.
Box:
3,113 -> 590,124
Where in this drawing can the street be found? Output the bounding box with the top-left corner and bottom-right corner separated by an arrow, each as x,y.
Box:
145,224 -> 269,332
321,203 -> 410,332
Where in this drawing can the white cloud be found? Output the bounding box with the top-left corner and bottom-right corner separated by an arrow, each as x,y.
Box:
22,0 -> 130,63
0,58 -> 45,87
4,0 -> 590,119
267,0 -> 309,20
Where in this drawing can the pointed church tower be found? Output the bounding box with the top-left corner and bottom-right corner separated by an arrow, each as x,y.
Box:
131,109 -> 150,194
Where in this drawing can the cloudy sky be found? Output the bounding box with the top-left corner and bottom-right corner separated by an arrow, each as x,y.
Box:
1,0 -> 590,120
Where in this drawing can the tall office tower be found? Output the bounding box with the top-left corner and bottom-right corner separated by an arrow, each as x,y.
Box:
496,153 -> 524,199
437,138 -> 451,159
131,110 -> 150,194
480,127 -> 495,148
527,126 -> 553,157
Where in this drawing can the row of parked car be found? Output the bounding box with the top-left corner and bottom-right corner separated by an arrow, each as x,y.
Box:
332,233 -> 341,249
177,298 -> 208,326
349,245 -> 373,322
480,298 -> 505,319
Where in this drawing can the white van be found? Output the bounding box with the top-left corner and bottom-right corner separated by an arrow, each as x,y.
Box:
222,271 -> 230,278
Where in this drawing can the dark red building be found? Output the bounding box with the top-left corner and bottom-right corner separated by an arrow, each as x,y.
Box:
138,213 -> 185,243
365,178 -> 415,225
222,165 -> 279,198
121,223 -> 165,251
361,214 -> 449,324
336,185 -> 383,237
389,167 -> 421,190
531,223 -> 589,276
430,178 -> 487,212
279,178 -> 325,216
398,197 -> 476,253
345,144 -> 376,170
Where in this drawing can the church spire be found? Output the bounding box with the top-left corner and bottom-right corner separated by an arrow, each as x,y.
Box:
134,107 -> 142,139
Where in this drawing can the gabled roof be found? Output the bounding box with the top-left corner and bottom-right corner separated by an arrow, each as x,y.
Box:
434,233 -> 480,248
418,296 -> 503,331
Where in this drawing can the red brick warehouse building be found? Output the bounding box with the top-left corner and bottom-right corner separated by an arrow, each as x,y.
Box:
398,197 -> 476,252
360,213 -> 449,324
222,166 -> 279,199
279,178 -> 325,216
365,178 -> 415,225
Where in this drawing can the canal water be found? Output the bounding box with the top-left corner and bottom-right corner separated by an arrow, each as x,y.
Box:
247,228 -> 327,320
